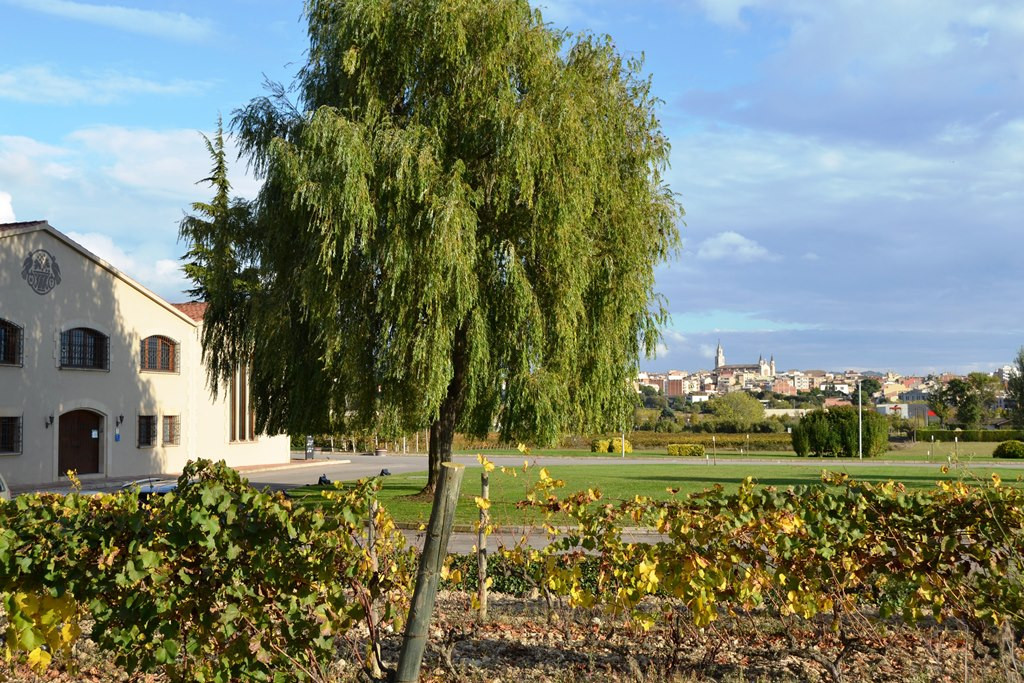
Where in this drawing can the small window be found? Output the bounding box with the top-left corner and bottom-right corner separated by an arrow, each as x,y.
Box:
162,415 -> 180,446
0,320 -> 24,366
0,417 -> 23,454
138,415 -> 157,448
61,328 -> 109,370
140,336 -> 178,373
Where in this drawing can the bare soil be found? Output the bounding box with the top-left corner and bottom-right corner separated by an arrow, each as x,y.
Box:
2,592 -> 1019,682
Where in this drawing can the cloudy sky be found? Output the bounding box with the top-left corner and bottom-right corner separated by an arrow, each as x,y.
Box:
2,0 -> 1022,375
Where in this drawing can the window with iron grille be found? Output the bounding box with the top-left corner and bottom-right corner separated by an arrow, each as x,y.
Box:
0,417 -> 22,454
60,328 -> 109,370
138,415 -> 157,448
162,415 -> 180,446
140,336 -> 179,373
229,363 -> 257,442
0,320 -> 23,366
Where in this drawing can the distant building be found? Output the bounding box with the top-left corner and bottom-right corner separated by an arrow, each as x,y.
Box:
713,340 -> 776,379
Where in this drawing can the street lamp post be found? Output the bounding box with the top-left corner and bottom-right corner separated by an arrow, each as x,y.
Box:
857,379 -> 863,460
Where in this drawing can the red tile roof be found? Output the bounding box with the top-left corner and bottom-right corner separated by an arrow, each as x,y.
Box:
171,302 -> 208,321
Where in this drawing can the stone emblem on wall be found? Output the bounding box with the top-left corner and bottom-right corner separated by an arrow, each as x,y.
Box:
21,249 -> 62,295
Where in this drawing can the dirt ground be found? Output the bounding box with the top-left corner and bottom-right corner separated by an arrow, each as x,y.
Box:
2,592 -> 1019,682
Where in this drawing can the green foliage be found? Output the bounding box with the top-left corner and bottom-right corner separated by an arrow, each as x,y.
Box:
937,374 -> 1001,429
791,408 -> 888,457
182,0 -> 682,489
708,392 -> 765,432
1009,347 -> 1024,429
667,443 -> 705,457
852,378 -> 881,405
918,429 -> 1024,442
994,440 -> 1024,459
0,460 -> 415,680
791,424 -> 810,456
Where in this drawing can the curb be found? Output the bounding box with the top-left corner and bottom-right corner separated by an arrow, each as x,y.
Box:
242,459 -> 351,474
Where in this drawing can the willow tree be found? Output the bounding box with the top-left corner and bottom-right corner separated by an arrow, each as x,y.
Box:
182,0 -> 681,492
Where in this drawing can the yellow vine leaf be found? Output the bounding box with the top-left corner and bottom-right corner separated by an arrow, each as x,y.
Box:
27,647 -> 51,672
474,496 -> 491,510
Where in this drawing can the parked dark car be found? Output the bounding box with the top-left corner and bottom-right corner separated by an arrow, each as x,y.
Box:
120,478 -> 179,502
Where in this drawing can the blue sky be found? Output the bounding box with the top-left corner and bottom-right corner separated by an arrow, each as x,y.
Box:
2,0 -> 1022,376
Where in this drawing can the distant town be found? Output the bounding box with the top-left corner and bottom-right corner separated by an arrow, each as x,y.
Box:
637,341 -> 1019,430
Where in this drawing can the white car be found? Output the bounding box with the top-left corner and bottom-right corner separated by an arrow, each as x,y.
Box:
0,472 -> 9,502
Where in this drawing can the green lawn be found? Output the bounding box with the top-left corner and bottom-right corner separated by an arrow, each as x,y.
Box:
288,459 -> 1022,526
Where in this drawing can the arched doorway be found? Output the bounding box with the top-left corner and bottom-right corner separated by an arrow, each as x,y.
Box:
59,410 -> 102,475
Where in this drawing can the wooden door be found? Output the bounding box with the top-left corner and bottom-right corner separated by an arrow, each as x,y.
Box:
59,410 -> 101,475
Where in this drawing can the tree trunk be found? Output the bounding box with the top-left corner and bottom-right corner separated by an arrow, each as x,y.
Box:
424,325 -> 469,495
395,462 -> 466,682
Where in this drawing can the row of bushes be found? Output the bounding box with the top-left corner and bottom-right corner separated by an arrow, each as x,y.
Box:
666,443 -> 706,457
915,429 -> 1024,442
619,431 -> 794,451
637,418 -> 792,434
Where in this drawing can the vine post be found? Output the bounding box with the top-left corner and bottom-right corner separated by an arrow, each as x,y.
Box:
395,462 -> 465,682
366,496 -> 383,678
478,470 -> 490,622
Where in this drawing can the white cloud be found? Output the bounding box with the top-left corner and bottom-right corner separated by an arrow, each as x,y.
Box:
66,231 -> 138,272
0,192 -> 14,222
67,126 -> 261,200
0,135 -> 75,183
695,231 -> 776,262
4,0 -> 215,42
0,65 -> 209,105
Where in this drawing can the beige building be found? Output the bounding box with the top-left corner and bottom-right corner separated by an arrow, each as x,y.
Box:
0,221 -> 289,487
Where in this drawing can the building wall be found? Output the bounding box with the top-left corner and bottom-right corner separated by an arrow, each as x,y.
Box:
0,225 -> 288,487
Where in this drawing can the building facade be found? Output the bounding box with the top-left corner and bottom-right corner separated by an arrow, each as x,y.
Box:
0,221 -> 289,487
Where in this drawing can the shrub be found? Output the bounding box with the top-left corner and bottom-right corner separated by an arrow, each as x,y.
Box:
994,440 -> 1024,459
791,408 -> 888,457
667,443 -> 705,457
591,437 -> 632,453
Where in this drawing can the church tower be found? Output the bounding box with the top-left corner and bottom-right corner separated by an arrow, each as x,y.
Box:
715,340 -> 725,370
770,355 -> 776,377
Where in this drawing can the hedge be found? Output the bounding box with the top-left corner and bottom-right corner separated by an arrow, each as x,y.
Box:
916,429 -> 1024,443
617,432 -> 794,451
667,443 -> 706,457
445,432 -> 795,451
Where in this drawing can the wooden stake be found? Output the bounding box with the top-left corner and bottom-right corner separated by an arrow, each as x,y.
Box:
477,470 -> 489,622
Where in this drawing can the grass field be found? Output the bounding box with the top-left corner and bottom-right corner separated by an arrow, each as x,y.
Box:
288,457 -> 1022,526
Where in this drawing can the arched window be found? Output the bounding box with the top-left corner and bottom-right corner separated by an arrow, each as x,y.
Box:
140,335 -> 178,373
60,327 -> 109,370
0,319 -> 23,366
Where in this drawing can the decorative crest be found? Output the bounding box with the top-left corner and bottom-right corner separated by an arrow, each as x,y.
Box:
21,249 -> 62,295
